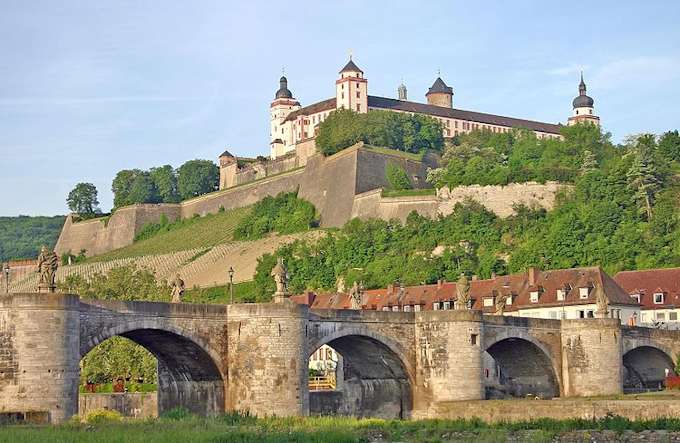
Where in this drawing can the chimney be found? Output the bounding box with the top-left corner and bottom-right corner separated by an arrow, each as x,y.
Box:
437,279 -> 443,289
387,284 -> 394,296
528,267 -> 540,286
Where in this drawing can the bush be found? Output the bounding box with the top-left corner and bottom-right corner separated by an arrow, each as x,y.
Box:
385,163 -> 412,190
316,109 -> 443,156
233,192 -> 318,240
82,409 -> 123,424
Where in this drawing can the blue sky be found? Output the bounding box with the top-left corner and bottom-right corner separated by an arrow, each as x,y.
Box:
1,1 -> 679,216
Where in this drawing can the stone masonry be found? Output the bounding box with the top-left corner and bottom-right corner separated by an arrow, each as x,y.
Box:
3,292 -> 679,423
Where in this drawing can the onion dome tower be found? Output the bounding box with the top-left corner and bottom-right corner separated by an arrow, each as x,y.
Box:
568,72 -> 600,126
270,74 -> 300,158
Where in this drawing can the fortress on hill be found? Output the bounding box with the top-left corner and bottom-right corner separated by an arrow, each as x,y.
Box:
55,58 -> 596,258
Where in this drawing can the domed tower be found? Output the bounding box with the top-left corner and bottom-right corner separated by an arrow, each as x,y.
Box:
568,72 -> 600,126
270,75 -> 300,158
426,76 -> 453,108
336,57 -> 368,113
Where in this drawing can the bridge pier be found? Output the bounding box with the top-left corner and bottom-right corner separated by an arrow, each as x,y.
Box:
0,293 -> 80,423
561,319 -> 623,397
414,310 -> 484,416
226,302 -> 309,416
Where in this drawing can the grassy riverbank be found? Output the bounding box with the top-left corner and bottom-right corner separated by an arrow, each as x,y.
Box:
6,412 -> 680,443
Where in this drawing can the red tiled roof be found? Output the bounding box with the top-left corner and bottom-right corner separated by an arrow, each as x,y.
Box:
292,266 -> 637,312
614,268 -> 680,310
283,95 -> 562,134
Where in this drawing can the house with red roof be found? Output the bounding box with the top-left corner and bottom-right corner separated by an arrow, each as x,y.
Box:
614,267 -> 680,328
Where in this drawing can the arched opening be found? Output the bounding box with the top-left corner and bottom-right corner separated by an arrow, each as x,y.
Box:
484,338 -> 558,399
623,346 -> 674,393
80,329 -> 224,418
308,335 -> 412,419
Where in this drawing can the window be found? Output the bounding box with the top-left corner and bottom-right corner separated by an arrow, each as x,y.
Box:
550,311 -> 557,319
470,334 -> 478,345
433,302 -> 440,310
631,293 -> 641,303
670,312 -> 678,321
579,287 -> 590,299
560,311 -> 567,319
578,310 -> 585,318
530,291 -> 539,303
657,312 -> 666,320
382,307 -> 389,311
483,298 -> 493,307
414,304 -> 421,312
506,296 -> 512,306
556,289 -> 566,301
392,305 -> 399,312
443,301 -> 451,310
356,104 -> 361,112
341,93 -> 344,99
356,91 -> 360,98
587,310 -> 594,318
654,292 -> 664,304
403,305 -> 411,312
576,110 -> 579,115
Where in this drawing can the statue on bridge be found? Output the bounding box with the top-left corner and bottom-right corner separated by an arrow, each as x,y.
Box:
36,245 -> 58,293
495,291 -> 508,315
170,274 -> 185,303
455,273 -> 471,310
349,280 -> 365,310
595,286 -> 609,318
271,257 -> 288,303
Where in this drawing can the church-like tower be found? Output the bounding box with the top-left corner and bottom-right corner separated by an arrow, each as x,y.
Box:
568,73 -> 600,126
426,76 -> 453,108
336,57 -> 368,113
270,75 -> 300,157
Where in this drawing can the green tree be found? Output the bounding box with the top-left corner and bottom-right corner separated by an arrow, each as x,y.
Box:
580,149 -> 597,175
658,130 -> 680,162
150,165 -> 179,203
127,171 -> 160,204
0,215 -> 65,261
112,169 -> 143,208
627,134 -> 662,220
177,159 -> 219,200
66,182 -> 100,217
385,163 -> 412,190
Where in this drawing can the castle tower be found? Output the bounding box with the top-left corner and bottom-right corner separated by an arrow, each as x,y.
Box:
567,72 -> 600,126
398,81 -> 407,101
270,75 -> 300,158
218,149 -> 237,190
426,76 -> 453,108
336,57 -> 368,113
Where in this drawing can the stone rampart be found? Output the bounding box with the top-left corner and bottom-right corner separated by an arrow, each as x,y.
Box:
54,204 -> 181,257
79,393 -> 157,418
54,145 -> 567,258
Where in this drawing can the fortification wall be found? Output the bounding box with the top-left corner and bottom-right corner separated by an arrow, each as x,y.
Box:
54,204 -> 181,257
351,189 -> 438,221
437,181 -> 567,218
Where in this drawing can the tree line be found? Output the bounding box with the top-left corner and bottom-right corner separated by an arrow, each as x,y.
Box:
66,159 -> 219,218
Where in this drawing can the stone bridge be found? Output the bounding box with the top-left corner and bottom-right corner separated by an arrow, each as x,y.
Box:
2,293 -> 680,423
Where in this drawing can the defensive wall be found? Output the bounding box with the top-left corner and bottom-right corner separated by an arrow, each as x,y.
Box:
2,292 -> 680,424
55,143 -> 567,258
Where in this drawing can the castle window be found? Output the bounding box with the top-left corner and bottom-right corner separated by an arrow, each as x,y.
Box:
654,292 -> 665,304
356,91 -> 360,98
576,110 -> 579,115
589,109 -> 592,114
356,104 -> 361,112
341,93 -> 344,99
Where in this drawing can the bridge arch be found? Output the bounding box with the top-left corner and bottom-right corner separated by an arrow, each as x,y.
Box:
622,344 -> 674,392
80,320 -> 225,416
307,327 -> 413,419
484,332 -> 560,399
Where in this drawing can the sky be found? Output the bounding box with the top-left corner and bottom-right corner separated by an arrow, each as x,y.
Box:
1,1 -> 679,216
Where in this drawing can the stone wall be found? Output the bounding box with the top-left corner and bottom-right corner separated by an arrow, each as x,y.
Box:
437,181 -> 567,218
54,204 -> 181,257
79,393 -> 157,418
53,146 -> 567,259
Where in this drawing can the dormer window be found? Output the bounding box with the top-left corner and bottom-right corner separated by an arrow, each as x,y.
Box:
433,302 -> 440,310
505,295 -> 513,306
654,293 -> 665,304
631,293 -> 641,303
483,297 -> 494,307
579,287 -> 590,299
442,301 -> 451,310
556,289 -> 566,301
530,291 -> 539,303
